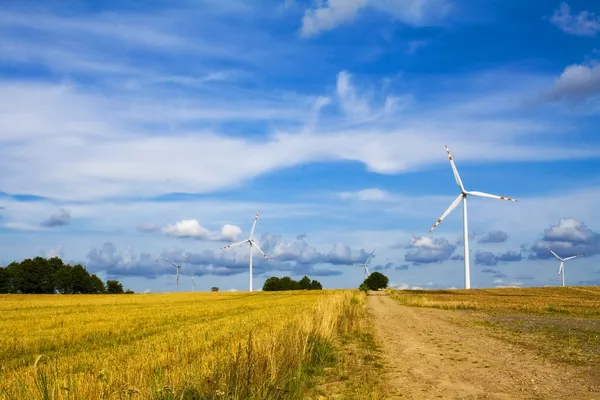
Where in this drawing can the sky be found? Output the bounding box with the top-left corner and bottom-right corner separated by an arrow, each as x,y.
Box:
1,0 -> 600,293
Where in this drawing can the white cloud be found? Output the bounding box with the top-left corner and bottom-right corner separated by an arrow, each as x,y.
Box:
2,69 -> 600,202
492,278 -> 523,288
44,244 -> 65,259
544,62 -> 600,103
300,0 -> 452,37
338,188 -> 393,201
163,220 -> 242,242
4,222 -> 48,231
550,2 -> 600,37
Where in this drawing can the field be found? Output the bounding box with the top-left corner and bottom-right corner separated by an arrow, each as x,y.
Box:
387,287 -> 600,372
0,290 -> 377,400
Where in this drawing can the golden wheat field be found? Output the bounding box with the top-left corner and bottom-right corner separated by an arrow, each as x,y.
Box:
0,290 -> 363,400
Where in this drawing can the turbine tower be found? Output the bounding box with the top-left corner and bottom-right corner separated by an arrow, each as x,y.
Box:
223,211 -> 271,292
429,145 -> 518,289
548,248 -> 582,287
190,273 -> 196,291
163,254 -> 190,292
353,250 -> 375,280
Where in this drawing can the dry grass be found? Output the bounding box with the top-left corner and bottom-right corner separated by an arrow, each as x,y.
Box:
387,286 -> 600,316
307,294 -> 388,400
0,290 -> 363,400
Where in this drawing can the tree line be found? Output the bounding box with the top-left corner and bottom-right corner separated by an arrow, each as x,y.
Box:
0,256 -> 133,294
262,275 -> 323,291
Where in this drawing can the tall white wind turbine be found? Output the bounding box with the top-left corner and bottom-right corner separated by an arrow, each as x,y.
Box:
163,254 -> 190,292
548,248 -> 582,287
429,145 -> 519,289
222,211 -> 271,292
353,250 -> 375,280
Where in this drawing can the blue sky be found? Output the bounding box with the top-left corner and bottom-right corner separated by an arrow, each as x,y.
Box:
1,0 -> 600,292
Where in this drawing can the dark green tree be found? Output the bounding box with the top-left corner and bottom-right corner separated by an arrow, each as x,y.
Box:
106,280 -> 124,294
262,276 -> 323,291
363,272 -> 389,291
0,267 -> 12,293
310,279 -> 323,290
90,274 -> 106,294
298,276 -> 311,290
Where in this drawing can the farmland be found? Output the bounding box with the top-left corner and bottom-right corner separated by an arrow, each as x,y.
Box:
379,287 -> 600,398
0,290 -> 374,400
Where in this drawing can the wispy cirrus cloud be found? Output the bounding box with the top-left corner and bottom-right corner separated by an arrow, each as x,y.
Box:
550,2 -> 600,37
300,0 -> 453,37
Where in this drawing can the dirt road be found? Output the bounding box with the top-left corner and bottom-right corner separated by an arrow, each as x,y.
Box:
367,293 -> 598,400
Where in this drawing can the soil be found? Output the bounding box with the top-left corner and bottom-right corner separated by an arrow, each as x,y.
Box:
367,292 -> 600,400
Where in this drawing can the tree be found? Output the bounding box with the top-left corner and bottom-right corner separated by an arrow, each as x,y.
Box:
363,272 -> 389,291
0,267 -> 12,293
106,280 -> 124,294
359,282 -> 369,293
298,276 -> 311,290
0,257 -> 126,295
211,287 -> 219,292
262,276 -> 323,291
90,274 -> 106,294
310,279 -> 323,290
125,289 -> 135,294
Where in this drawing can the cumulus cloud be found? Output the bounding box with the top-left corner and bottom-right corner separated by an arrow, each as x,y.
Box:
44,244 -> 65,259
544,62 -> 600,103
530,218 -> 600,259
475,250 -> 522,266
162,220 -> 242,242
493,278 -> 523,288
40,208 -> 71,227
477,230 -> 508,244
481,268 -> 507,279
300,0 -> 452,37
550,2 -> 600,37
372,262 -> 393,271
390,282 -> 427,290
86,234 -> 368,279
404,235 -> 457,264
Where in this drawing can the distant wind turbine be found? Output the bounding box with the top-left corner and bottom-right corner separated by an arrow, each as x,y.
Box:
548,248 -> 582,287
353,250 -> 375,280
429,145 -> 518,289
163,254 -> 190,291
190,273 -> 196,291
222,211 -> 271,292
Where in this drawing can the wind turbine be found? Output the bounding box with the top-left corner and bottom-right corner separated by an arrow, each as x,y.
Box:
429,145 -> 518,289
222,211 -> 271,292
548,248 -> 582,287
353,250 -> 375,280
163,254 -> 190,291
190,273 -> 196,291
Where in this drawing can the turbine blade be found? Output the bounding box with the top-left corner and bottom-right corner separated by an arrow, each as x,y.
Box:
249,210 -> 260,239
466,191 -> 518,203
429,194 -> 463,233
182,254 -> 191,263
445,145 -> 465,192
563,255 -> 582,261
223,240 -> 249,250
250,240 -> 271,262
163,258 -> 178,268
365,249 -> 375,265
557,262 -> 563,279
548,248 -> 563,261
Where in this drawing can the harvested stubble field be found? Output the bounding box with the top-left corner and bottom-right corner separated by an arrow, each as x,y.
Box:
0,290 -> 375,400
387,287 -> 600,387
